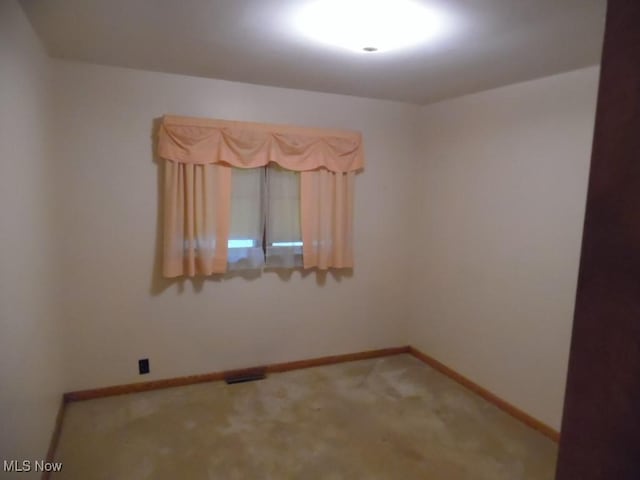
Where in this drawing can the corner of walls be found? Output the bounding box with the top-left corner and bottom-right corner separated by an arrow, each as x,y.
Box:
396,103 -> 425,345
404,105 -> 430,343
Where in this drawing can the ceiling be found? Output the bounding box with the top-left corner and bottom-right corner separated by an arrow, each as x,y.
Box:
19,0 -> 607,105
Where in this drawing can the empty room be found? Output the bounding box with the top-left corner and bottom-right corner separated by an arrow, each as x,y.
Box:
2,0 -> 640,479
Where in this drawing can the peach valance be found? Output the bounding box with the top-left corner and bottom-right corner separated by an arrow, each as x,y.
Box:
158,115 -> 364,173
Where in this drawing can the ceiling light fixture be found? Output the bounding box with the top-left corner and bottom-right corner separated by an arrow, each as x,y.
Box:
293,0 -> 449,54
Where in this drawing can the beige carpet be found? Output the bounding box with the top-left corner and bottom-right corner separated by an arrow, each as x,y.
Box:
52,354 -> 557,479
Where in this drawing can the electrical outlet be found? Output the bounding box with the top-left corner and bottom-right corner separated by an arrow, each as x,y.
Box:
138,358 -> 150,375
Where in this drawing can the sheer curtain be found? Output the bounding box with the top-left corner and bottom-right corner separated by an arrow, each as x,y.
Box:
163,162 -> 231,277
227,167 -> 265,271
265,165 -> 303,268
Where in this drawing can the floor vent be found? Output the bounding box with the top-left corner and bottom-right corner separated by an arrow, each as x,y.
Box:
224,367 -> 267,385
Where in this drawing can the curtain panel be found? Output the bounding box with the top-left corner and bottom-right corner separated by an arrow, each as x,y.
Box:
301,170 -> 355,269
157,115 -> 364,276
163,162 -> 231,277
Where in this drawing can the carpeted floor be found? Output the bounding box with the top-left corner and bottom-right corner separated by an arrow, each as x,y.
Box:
52,354 -> 557,479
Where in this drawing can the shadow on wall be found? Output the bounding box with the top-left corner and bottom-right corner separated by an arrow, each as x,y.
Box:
149,117 -> 352,296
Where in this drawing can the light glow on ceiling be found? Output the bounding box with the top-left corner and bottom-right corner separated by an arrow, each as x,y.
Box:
293,0 -> 450,54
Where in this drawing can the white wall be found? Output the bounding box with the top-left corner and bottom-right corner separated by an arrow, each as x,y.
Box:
51,61 -> 419,392
1,1 -> 599,446
408,67 -> 599,429
0,0 -> 64,472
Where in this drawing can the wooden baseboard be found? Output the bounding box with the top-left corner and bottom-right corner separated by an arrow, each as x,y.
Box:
408,346 -> 560,442
267,346 -> 410,373
61,345 -> 558,443
42,397 -> 66,480
64,346 -> 410,402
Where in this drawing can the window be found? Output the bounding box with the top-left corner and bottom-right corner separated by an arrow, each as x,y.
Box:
159,115 -> 362,277
227,164 -> 303,270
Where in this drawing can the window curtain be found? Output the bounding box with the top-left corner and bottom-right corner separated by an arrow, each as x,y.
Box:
227,168 -> 265,271
163,161 -> 231,277
265,165 -> 303,268
301,169 -> 355,269
158,115 -> 364,277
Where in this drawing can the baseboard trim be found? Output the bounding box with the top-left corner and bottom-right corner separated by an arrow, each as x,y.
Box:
64,346 -> 410,402
42,397 -> 66,480
408,346 -> 560,442
61,345 -> 558,443
267,346 -> 410,373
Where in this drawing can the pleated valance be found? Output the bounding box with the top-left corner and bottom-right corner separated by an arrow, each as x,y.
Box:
158,115 -> 364,173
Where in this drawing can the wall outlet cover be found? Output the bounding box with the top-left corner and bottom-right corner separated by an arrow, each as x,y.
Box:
138,358 -> 150,375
